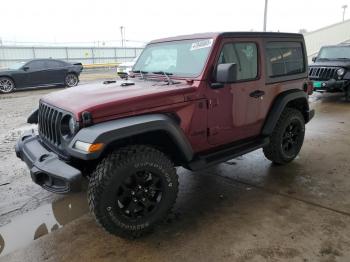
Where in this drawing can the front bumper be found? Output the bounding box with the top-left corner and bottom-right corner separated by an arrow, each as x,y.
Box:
312,79 -> 348,92
15,131 -> 82,193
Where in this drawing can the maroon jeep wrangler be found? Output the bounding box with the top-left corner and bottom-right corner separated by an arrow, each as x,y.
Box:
16,32 -> 314,237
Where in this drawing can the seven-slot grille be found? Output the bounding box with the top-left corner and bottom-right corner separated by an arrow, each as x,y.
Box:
308,67 -> 338,80
38,102 -> 63,146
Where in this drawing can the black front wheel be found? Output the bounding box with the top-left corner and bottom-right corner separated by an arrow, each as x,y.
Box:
263,108 -> 305,165
88,145 -> 178,238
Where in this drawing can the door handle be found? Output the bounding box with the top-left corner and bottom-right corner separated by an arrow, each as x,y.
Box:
250,90 -> 265,98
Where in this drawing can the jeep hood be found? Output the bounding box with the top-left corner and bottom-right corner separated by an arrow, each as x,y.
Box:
310,60 -> 350,69
42,79 -> 196,121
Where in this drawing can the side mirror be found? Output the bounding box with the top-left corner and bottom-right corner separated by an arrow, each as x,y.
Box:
213,63 -> 237,88
22,66 -> 29,71
312,56 -> 317,62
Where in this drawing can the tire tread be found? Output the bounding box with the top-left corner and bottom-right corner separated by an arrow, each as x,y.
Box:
88,145 -> 178,238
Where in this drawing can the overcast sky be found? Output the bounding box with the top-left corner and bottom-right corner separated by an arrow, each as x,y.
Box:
1,0 -> 349,45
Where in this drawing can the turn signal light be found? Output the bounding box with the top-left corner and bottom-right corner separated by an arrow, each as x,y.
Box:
74,141 -> 104,153
88,143 -> 104,153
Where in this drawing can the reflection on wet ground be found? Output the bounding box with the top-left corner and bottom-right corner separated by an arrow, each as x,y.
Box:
0,193 -> 88,257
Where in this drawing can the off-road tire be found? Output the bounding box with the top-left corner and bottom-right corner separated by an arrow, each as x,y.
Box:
88,145 -> 178,238
263,108 -> 305,165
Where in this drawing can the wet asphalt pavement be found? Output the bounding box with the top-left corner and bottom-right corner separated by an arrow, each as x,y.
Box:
1,73 -> 350,261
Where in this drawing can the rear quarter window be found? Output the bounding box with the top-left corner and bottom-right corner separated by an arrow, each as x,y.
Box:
266,42 -> 305,78
47,60 -> 66,68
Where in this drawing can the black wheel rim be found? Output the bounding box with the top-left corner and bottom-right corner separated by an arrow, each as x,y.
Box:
116,171 -> 163,219
282,119 -> 303,157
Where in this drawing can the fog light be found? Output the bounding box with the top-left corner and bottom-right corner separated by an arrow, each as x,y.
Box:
74,141 -> 104,153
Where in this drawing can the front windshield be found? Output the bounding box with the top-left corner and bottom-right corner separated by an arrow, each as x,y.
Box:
133,38 -> 213,77
8,62 -> 26,70
318,46 -> 350,60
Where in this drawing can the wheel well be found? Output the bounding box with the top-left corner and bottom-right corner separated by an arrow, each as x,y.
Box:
67,72 -> 78,77
101,130 -> 188,166
286,97 -> 309,122
0,75 -> 16,86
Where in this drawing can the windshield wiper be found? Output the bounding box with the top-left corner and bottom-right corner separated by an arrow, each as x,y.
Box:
335,58 -> 350,60
132,70 -> 148,80
152,71 -> 175,85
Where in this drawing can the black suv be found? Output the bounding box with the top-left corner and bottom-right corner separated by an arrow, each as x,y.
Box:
309,44 -> 350,101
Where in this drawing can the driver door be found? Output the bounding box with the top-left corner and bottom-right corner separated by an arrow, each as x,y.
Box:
206,39 -> 266,146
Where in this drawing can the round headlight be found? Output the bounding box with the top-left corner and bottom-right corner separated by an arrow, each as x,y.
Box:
69,117 -> 77,135
337,68 -> 345,76
61,115 -> 78,137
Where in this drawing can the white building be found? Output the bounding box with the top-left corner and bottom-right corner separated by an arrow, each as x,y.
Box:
304,19 -> 350,61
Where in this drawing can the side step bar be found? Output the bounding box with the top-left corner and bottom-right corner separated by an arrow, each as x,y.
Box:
187,137 -> 269,171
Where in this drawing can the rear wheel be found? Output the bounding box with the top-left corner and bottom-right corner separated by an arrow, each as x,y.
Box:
65,73 -> 78,87
88,145 -> 178,238
0,77 -> 15,93
263,108 -> 305,165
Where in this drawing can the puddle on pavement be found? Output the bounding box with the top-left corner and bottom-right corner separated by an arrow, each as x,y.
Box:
0,192 -> 88,257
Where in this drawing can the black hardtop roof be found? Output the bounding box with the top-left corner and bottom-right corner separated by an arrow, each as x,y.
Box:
150,32 -> 303,44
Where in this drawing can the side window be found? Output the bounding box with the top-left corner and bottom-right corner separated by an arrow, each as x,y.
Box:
27,61 -> 46,70
218,42 -> 258,81
266,42 -> 305,77
47,60 -> 64,69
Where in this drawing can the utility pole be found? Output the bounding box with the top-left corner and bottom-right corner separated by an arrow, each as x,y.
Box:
123,27 -> 126,47
342,5 -> 348,22
263,0 -> 268,32
120,26 -> 124,47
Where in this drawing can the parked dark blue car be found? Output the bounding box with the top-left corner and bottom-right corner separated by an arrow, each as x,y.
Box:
0,59 -> 83,93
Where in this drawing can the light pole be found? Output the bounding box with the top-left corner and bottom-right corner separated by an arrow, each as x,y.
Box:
120,26 -> 124,47
342,5 -> 348,22
263,0 -> 268,32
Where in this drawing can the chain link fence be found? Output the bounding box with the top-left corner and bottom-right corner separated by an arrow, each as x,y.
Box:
0,46 -> 144,68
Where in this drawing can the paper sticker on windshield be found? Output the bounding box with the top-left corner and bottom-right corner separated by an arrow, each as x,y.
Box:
190,39 -> 213,51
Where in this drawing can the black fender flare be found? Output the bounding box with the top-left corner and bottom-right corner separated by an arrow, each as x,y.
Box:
67,114 -> 194,161
343,71 -> 350,81
27,108 -> 39,124
262,89 -> 312,136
